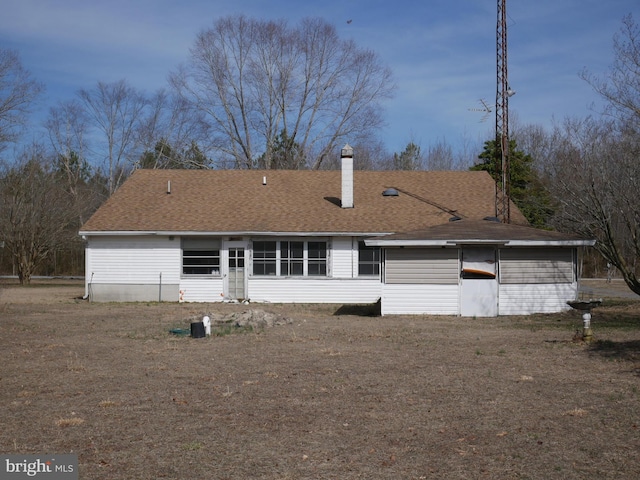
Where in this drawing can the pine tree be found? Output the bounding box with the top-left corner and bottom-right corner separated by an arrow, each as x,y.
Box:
470,138 -> 554,228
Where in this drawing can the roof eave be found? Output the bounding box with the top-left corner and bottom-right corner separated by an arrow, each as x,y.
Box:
365,239 -> 596,247
79,230 -> 393,237
504,239 -> 596,247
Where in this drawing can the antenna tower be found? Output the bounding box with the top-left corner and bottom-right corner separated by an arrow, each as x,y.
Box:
496,0 -> 511,223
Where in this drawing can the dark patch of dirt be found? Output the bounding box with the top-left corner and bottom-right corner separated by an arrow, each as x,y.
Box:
1,279 -> 640,479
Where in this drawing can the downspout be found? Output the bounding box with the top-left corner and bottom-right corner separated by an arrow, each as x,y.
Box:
576,247 -> 583,300
84,272 -> 94,301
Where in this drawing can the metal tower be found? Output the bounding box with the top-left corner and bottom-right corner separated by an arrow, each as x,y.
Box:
496,0 -> 511,223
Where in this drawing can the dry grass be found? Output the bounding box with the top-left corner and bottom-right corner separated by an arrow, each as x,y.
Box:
56,417 -> 85,428
1,279 -> 640,479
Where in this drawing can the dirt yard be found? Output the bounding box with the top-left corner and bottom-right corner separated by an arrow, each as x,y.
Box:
1,279 -> 639,479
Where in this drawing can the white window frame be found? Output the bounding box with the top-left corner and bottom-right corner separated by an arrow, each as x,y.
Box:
357,240 -> 381,277
181,238 -> 221,277
251,239 -> 329,277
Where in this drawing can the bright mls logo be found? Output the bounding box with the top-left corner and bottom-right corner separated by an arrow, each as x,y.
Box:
1,455 -> 78,479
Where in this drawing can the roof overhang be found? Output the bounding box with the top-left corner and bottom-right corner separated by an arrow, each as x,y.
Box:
365,238 -> 596,247
79,230 -> 392,237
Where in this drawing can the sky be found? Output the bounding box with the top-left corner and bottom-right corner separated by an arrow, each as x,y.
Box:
1,0 -> 638,158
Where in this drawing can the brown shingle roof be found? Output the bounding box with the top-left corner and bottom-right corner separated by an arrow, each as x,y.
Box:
367,220 -> 594,246
367,219 -> 591,244
79,169 -> 528,234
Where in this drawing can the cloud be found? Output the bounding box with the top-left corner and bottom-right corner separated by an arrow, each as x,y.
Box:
0,0 -> 636,155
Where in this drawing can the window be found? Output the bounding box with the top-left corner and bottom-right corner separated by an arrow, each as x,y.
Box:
281,241 -> 304,276
308,241 -> 327,276
253,241 -> 277,275
500,248 -> 574,284
358,241 -> 380,276
253,240 -> 327,277
182,238 -> 220,275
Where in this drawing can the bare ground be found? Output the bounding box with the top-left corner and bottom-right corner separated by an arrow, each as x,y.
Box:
1,279 -> 639,479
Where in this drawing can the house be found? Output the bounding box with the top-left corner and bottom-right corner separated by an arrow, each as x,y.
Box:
79,147 -> 593,315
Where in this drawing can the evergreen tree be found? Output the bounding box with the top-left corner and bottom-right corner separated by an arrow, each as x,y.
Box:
471,138 -> 554,228
258,130 -> 306,169
392,142 -> 422,170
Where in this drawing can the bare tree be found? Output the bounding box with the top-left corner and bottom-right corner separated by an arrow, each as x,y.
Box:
0,145 -> 80,284
581,14 -> 640,129
136,89 -> 211,169
548,15 -> 640,294
319,134 -> 388,171
0,49 -> 43,151
511,121 -> 556,173
171,15 -> 394,169
78,80 -> 147,194
45,100 -> 90,196
425,139 -> 455,170
44,99 -> 105,233
548,117 -> 639,294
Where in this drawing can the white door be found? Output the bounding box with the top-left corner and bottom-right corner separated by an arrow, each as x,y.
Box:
226,243 -> 246,300
460,247 -> 498,317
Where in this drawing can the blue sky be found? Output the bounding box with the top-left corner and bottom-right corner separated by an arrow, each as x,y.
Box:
1,0 -> 638,157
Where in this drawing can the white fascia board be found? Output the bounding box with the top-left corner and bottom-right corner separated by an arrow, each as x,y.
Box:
79,231 -> 158,236
249,232 -> 390,237
448,240 -> 509,245
80,230 -> 248,236
504,240 -> 596,247
365,239 -> 595,247
364,239 -> 451,247
79,230 -> 389,237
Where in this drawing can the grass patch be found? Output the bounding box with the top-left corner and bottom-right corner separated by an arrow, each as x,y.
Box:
167,322 -> 256,338
56,417 -> 85,427
506,306 -> 640,335
210,323 -> 254,337
589,339 -> 640,362
595,315 -> 640,331
182,441 -> 204,451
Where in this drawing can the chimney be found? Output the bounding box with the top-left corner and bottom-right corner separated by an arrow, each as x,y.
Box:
341,144 -> 354,208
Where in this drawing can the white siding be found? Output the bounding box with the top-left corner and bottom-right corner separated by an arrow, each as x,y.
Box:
332,237 -> 356,278
248,277 -> 381,304
381,284 -> 459,315
499,283 -> 577,315
179,277 -> 224,303
500,248 -> 574,284
386,248 -> 459,284
86,235 -> 181,302
88,236 -> 180,284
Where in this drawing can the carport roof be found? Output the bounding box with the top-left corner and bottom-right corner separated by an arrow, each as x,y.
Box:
365,219 -> 595,247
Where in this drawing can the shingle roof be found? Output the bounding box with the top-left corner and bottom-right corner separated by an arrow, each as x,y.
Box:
79,169 -> 528,235
366,219 -> 593,246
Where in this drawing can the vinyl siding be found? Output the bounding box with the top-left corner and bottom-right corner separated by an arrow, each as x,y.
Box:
499,283 -> 577,315
179,277 -> 225,303
500,248 -> 574,284
87,236 -> 180,284
381,284 -> 459,315
332,237 -> 356,278
385,248 -> 459,284
248,277 -> 382,304
86,235 -> 180,301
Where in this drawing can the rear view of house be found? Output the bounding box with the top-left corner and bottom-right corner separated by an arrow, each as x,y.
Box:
79,149 -> 593,316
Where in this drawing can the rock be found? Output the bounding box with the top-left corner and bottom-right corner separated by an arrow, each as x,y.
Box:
187,309 -> 292,331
